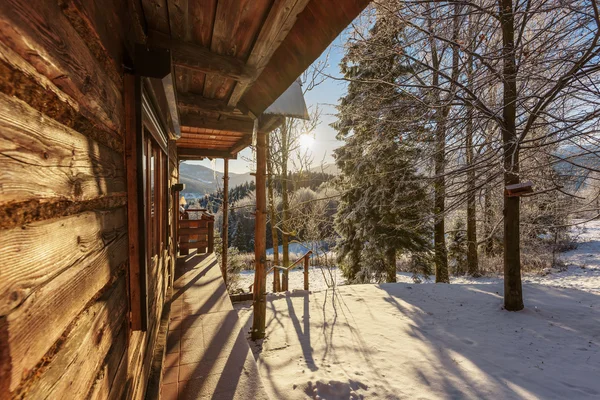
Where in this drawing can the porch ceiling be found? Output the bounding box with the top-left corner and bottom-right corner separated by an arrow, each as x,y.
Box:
140,0 -> 370,158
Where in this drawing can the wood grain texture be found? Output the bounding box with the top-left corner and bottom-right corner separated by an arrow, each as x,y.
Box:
0,44 -> 123,153
86,320 -> 128,400
242,0 -> 371,115
141,0 -> 171,35
149,32 -> 256,82
0,211 -> 127,392
58,0 -> 124,88
0,208 -> 126,316
227,0 -> 311,107
124,73 -> 144,332
0,0 -> 124,135
204,0 -> 271,100
0,93 -> 125,207
22,278 -> 127,400
180,114 -> 254,133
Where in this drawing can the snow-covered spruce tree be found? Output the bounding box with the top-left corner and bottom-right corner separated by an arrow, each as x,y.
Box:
334,8 -> 431,283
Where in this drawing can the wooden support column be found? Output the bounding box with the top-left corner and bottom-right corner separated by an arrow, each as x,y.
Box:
252,130 -> 267,340
304,254 -> 309,291
222,159 -> 229,283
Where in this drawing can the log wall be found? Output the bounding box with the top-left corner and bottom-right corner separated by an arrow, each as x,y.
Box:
0,1 -> 174,398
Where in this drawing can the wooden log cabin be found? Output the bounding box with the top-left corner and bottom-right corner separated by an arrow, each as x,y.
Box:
0,0 -> 370,399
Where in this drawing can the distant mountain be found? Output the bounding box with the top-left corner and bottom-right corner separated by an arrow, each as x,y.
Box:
179,162 -> 253,196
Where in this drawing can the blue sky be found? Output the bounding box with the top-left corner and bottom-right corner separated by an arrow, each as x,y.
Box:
187,36 -> 348,174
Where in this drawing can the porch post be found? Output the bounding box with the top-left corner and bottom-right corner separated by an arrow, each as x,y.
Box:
222,159 -> 229,283
252,130 -> 267,340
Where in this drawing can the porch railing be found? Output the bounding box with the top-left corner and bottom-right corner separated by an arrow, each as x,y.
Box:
179,208 -> 214,255
249,250 -> 312,294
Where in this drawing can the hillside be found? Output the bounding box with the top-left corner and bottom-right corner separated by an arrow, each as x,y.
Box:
179,162 -> 253,195
310,162 -> 339,176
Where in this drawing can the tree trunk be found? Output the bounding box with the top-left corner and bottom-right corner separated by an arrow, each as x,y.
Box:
484,178 -> 494,256
267,134 -> 280,292
222,159 -> 229,284
434,118 -> 449,283
252,130 -> 267,339
281,120 -> 290,291
465,44 -> 479,277
429,3 -> 462,284
386,246 -> 397,283
499,0 -> 524,311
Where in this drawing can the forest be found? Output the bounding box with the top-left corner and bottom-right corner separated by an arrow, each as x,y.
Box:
201,0 -> 600,314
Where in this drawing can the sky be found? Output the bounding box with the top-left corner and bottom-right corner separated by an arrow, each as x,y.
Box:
186,36 -> 348,174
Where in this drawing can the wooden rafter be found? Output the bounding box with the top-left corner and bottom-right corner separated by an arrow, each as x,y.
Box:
148,31 -> 256,82
177,92 -> 235,114
177,135 -> 241,143
229,136 -> 252,154
178,147 -> 237,159
180,114 -> 254,133
227,0 -> 311,107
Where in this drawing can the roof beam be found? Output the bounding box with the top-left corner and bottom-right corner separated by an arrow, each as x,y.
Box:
177,92 -> 236,114
178,147 -> 237,160
180,114 -> 255,133
148,31 -> 256,82
230,136 -> 252,154
258,114 -> 284,133
227,0 -> 311,107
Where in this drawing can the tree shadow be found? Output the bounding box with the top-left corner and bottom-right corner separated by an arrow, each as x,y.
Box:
377,282 -> 600,399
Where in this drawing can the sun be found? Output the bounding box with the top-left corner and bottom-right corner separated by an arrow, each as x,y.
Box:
299,133 -> 315,149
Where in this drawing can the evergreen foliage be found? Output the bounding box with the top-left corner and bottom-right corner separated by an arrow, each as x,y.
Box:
334,12 -> 432,283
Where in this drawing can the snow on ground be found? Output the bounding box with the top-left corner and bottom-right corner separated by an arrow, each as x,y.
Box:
237,220 -> 600,294
237,283 -> 600,399
234,220 -> 600,399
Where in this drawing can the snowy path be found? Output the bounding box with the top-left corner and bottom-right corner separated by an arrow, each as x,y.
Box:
234,220 -> 600,399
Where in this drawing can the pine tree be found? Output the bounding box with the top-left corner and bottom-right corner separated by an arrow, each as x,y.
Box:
334,8 -> 432,283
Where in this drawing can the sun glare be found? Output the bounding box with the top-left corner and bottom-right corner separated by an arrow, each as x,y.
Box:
299,134 -> 315,149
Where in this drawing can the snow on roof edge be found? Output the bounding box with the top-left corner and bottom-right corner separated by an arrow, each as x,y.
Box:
263,78 -> 309,120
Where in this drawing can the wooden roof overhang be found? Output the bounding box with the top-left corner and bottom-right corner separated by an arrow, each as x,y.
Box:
139,0 -> 371,160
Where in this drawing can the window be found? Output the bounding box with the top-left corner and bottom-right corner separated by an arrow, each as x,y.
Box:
126,74 -> 171,331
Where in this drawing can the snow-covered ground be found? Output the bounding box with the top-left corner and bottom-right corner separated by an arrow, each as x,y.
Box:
234,220 -> 600,399
237,220 -> 600,294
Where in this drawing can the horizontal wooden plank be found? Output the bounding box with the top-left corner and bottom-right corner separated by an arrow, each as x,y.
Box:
178,135 -> 241,143
58,0 -> 123,88
179,220 -> 208,228
0,208 -> 127,316
177,147 -> 237,160
0,194 -> 127,231
177,92 -> 234,113
87,320 -> 128,400
0,93 -> 126,206
0,0 -> 124,135
180,114 -> 254,133
0,217 -> 128,391
178,227 -> 209,235
22,278 -> 127,399
0,43 -> 123,153
148,32 -> 257,82
179,242 -> 208,250
181,131 -> 244,138
106,346 -> 128,400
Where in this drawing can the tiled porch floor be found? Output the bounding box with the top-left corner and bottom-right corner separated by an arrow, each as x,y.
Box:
160,252 -> 269,400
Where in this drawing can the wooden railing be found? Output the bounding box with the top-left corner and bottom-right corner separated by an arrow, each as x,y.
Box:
178,209 -> 214,255
248,250 -> 312,293
267,250 -> 312,292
